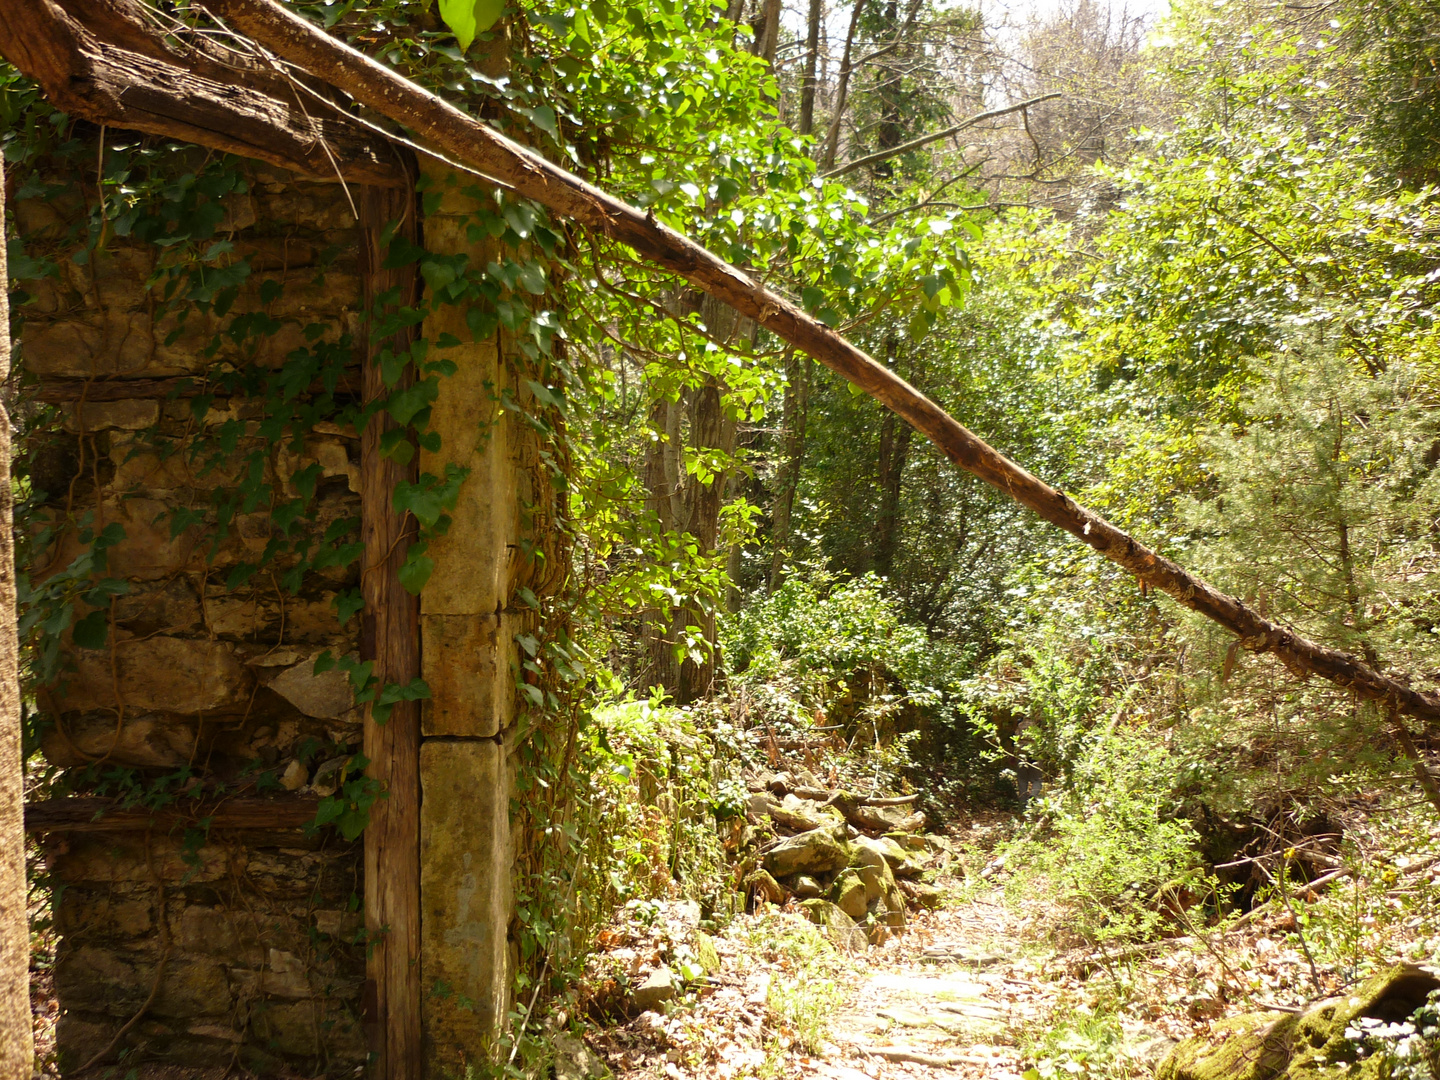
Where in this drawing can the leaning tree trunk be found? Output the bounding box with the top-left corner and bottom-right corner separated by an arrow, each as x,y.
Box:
0,164 -> 35,1080
218,0 -> 1440,726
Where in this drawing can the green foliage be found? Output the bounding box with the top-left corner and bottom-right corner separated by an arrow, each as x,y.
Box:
723,570 -> 972,756
739,910 -> 854,1058
580,695 -> 740,909
1001,733 -> 1218,948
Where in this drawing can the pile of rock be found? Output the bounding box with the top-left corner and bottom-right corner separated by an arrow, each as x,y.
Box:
740,771 -> 950,948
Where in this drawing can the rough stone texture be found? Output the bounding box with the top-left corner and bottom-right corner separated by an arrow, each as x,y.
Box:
413,163 -> 562,1075
1158,964 -> 1440,1080
745,868 -> 787,905
24,158 -> 368,1076
420,736 -> 514,1073
763,825 -> 853,877
800,899 -> 868,951
262,651 -> 356,719
831,869 -> 869,920
553,1031 -> 612,1080
44,830 -> 365,1075
421,612 -> 514,737
633,967 -> 679,1010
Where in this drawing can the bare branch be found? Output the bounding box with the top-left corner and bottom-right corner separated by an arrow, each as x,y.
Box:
825,93 -> 1062,179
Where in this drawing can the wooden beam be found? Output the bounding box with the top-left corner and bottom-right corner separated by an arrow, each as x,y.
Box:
24,795 -> 321,833
0,0 -> 402,186
358,181 -> 423,1080
31,373 -> 362,403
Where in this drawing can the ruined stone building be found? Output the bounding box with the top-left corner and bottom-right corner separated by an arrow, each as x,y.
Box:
17,145 -> 557,1077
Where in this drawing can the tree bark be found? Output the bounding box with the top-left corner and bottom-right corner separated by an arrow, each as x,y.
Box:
0,0 -> 400,186
23,0 -> 1440,724
873,405 -> 911,578
358,182 -> 423,1080
642,395 -> 683,696
0,165 -> 34,1080
23,795 -> 322,833
798,0 -> 824,137
769,352 -> 810,591
819,0 -> 870,171
209,0 -> 1440,725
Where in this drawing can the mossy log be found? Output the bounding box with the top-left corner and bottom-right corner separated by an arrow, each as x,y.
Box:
1158,964 -> 1440,1080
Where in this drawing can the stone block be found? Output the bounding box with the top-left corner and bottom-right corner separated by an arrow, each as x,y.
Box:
37,497 -> 200,580
313,908 -> 363,939
418,336 -> 518,617
55,888 -> 152,939
59,634 -> 252,716
249,999 -> 366,1060
54,1012 -> 120,1071
42,712 -> 198,769
22,311 -> 156,378
421,737 -> 513,1077
261,651 -> 355,719
61,399 -> 159,433
55,945 -> 152,1015
113,578 -> 203,635
633,966 -> 677,1010
152,957 -> 233,1018
258,188 -> 359,231
49,834 -> 231,887
73,246 -> 155,312
421,613 -> 516,737
763,826 -> 852,877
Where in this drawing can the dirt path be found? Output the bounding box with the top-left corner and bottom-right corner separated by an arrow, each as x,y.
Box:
811,898 -> 1048,1080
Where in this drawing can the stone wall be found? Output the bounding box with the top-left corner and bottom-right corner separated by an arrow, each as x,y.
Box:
18,154 -> 371,1073
18,146 -> 564,1077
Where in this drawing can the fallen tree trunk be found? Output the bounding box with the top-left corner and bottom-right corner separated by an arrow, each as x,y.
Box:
200,0 -> 1440,727
4,0 -> 1438,724
0,0 -> 401,185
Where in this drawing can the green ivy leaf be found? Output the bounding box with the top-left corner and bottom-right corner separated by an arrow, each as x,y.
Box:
72,609 -> 110,651
398,550 -> 435,595
439,0 -> 505,50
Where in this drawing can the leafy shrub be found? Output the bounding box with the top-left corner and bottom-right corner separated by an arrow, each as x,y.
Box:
1001,731 -> 1217,948
579,694 -> 739,912
721,570 -> 977,791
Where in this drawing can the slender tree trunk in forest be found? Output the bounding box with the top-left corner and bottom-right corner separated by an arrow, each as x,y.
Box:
873,408 -> 911,578
752,0 -> 782,67
770,352 -> 811,591
678,373 -> 737,701
873,0 -> 903,179
821,0 -> 870,171
799,0 -> 824,137
0,170 -> 35,1080
643,396 -> 683,695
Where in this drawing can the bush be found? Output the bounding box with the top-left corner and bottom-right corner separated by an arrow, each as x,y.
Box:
1001,730 -> 1217,948
579,694 -> 740,912
721,570 -> 977,791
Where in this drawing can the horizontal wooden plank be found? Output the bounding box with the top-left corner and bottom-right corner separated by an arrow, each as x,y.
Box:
33,373 -> 361,403
24,794 -> 322,833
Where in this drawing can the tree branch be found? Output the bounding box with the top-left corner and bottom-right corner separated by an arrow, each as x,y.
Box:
11,0 -> 1440,726
206,0 -> 1440,725
824,93 -> 1062,178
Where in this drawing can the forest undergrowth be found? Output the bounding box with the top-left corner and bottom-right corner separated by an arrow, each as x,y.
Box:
546,690 -> 1440,1080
